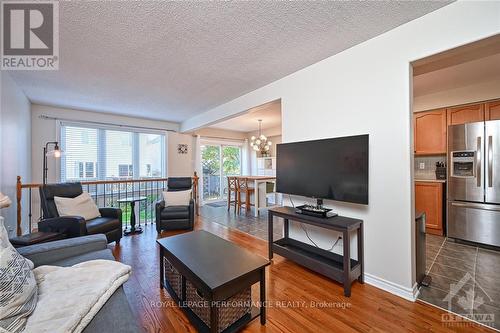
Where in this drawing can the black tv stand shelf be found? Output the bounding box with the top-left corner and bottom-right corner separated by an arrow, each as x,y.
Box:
268,206 -> 364,297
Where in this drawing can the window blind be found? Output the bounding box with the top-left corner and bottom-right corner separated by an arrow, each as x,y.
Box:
61,126 -> 98,181
60,123 -> 165,182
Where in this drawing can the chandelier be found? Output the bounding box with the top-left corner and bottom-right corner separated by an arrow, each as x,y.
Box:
250,119 -> 271,154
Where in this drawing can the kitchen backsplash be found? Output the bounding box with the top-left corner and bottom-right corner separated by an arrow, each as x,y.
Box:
415,155 -> 446,179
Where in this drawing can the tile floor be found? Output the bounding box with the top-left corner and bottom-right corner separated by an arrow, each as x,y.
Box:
419,234 -> 500,330
199,204 -> 283,241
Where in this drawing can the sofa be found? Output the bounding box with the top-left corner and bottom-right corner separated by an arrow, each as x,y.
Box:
155,177 -> 194,232
17,235 -> 140,333
39,182 -> 123,244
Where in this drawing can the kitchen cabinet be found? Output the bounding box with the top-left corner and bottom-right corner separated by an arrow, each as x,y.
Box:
415,181 -> 444,235
485,100 -> 500,120
447,103 -> 484,125
414,109 -> 446,155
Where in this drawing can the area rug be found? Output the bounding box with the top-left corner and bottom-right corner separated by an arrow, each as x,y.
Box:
205,201 -> 227,208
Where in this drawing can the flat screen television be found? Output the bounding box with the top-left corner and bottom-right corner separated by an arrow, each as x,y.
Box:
276,134 -> 369,205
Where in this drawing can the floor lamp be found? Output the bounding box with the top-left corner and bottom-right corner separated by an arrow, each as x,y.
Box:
43,141 -> 62,185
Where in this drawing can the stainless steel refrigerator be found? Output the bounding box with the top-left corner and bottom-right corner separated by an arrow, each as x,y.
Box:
448,120 -> 500,247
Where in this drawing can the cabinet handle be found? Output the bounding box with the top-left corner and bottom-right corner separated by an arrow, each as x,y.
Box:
477,136 -> 482,187
451,201 -> 500,212
488,135 -> 493,188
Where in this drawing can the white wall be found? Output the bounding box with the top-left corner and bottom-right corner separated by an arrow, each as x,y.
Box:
1,73 -> 31,236
31,104 -> 179,183
414,79 -> 500,112
167,132 -> 196,177
180,1 -> 500,300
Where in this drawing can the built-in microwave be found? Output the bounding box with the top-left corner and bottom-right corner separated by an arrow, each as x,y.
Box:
450,150 -> 476,178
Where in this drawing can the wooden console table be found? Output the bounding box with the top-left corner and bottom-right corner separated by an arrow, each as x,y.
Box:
268,206 -> 364,297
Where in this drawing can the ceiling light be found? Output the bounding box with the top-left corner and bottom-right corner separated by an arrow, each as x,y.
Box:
250,119 -> 271,156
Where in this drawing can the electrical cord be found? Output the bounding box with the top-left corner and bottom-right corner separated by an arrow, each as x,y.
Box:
300,222 -> 342,251
288,194 -> 342,252
327,236 -> 342,252
300,223 -> 320,247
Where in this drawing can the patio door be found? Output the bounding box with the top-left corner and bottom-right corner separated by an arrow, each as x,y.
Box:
201,144 -> 241,202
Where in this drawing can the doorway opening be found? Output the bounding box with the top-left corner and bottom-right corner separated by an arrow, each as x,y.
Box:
411,34 -> 500,330
192,99 -> 283,240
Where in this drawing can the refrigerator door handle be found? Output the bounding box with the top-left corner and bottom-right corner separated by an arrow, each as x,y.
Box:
477,136 -> 482,187
451,201 -> 500,212
488,135 -> 493,188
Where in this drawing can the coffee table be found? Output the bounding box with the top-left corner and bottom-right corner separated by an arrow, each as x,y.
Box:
157,230 -> 270,333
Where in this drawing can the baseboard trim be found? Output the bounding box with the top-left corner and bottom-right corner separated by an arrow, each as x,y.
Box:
412,282 -> 420,300
364,273 -> 419,302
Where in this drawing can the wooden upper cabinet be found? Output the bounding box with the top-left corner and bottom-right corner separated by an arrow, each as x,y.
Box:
414,109 -> 446,155
486,100 -> 500,121
415,182 -> 443,236
447,103 -> 484,125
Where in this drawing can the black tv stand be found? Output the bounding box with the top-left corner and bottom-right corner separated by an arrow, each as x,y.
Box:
268,206 -> 364,297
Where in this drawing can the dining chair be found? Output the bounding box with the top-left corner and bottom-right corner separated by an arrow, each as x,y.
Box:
236,177 -> 255,214
227,176 -> 238,213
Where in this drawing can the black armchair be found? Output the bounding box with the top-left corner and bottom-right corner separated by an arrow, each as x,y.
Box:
155,177 -> 194,233
39,182 -> 123,244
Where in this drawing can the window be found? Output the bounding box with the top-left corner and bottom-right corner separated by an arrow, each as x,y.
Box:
81,131 -> 89,144
139,133 -> 163,177
85,162 -> 96,178
61,127 -> 98,180
73,161 -> 96,179
60,124 -> 165,182
118,164 -> 133,177
75,162 -> 83,178
201,144 -> 242,201
106,130 -> 133,179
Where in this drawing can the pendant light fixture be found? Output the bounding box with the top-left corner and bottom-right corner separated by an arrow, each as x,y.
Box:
250,119 -> 272,155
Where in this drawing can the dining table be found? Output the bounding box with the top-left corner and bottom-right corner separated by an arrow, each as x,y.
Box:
232,176 -> 277,217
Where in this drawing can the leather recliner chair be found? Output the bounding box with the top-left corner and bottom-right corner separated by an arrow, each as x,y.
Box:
155,177 -> 194,232
39,182 -> 123,244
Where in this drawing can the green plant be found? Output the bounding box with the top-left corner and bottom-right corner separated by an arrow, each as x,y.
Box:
222,146 -> 241,175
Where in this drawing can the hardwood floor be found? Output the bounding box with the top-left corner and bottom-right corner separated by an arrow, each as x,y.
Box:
112,216 -> 495,333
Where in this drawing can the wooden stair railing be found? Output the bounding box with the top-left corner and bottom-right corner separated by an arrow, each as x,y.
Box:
16,172 -> 199,236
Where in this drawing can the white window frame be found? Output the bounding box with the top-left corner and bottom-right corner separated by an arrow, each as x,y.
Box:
59,121 -> 167,182
199,138 -> 244,203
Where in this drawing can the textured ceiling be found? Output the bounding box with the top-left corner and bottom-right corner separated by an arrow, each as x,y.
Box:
9,1 -> 451,123
210,100 -> 281,132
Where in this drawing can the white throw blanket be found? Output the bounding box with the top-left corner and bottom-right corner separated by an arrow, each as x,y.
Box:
23,260 -> 131,333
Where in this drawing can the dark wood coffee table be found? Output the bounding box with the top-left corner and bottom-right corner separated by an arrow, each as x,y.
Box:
157,230 -> 270,333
